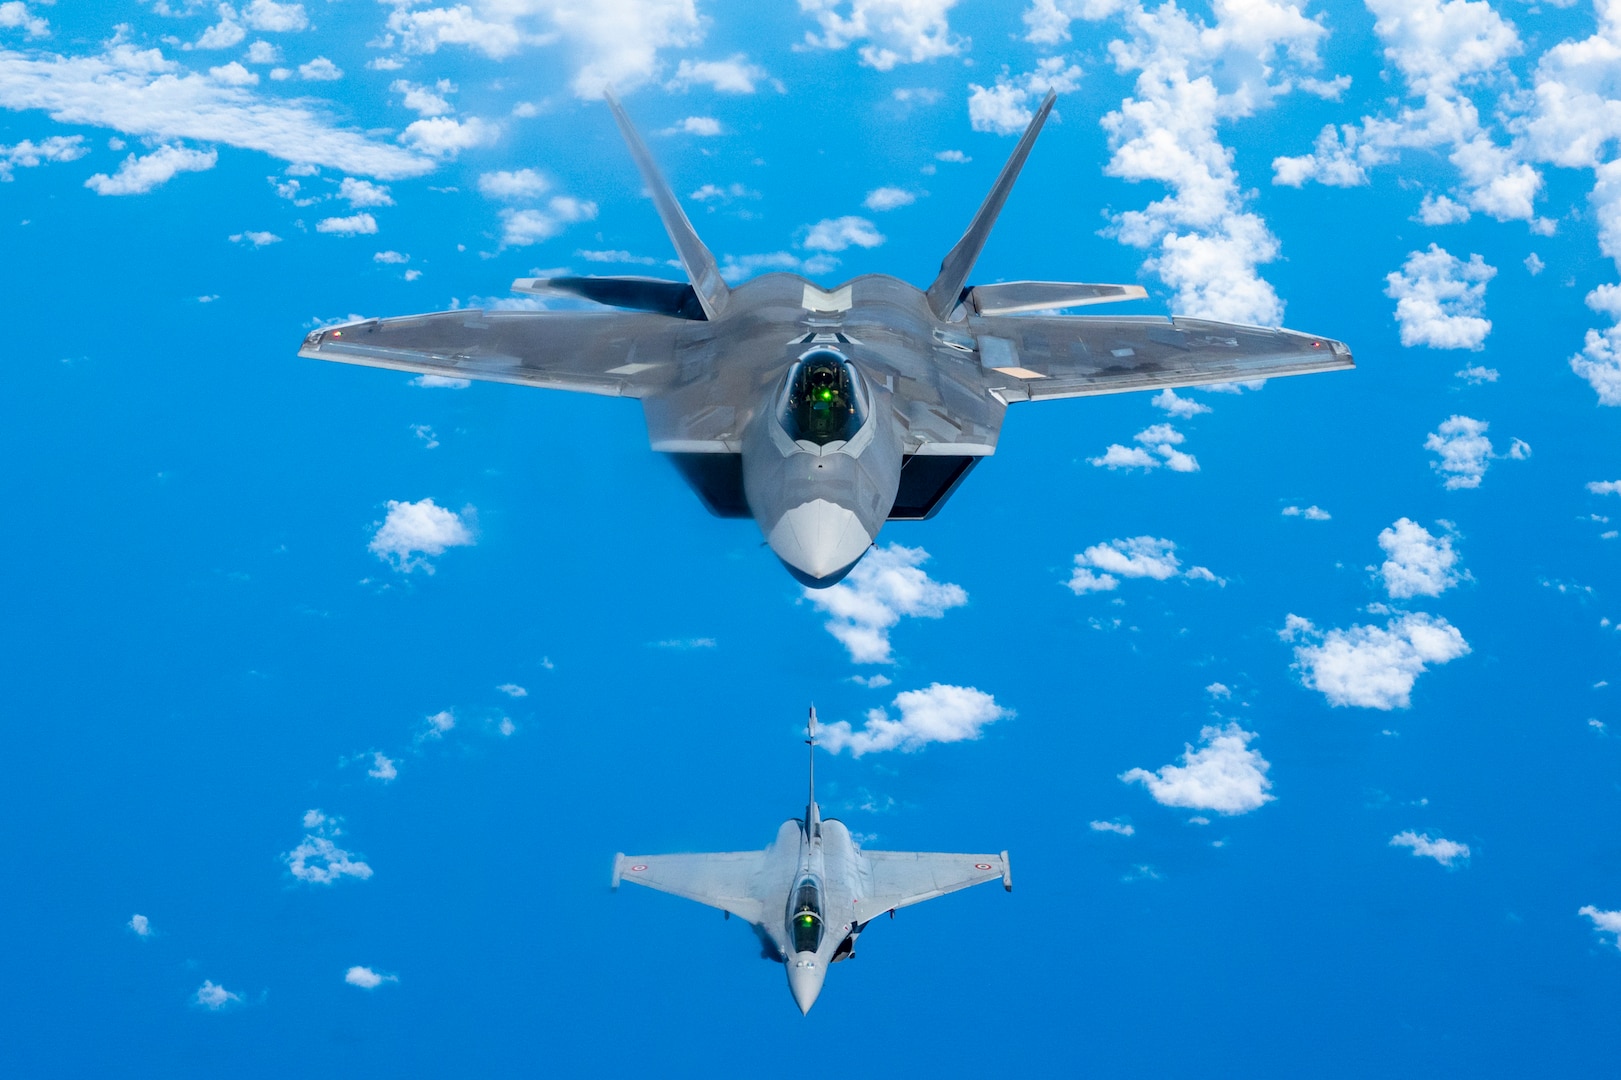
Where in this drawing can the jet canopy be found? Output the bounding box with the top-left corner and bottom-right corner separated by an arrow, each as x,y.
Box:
778,350 -> 867,446
789,877 -> 824,954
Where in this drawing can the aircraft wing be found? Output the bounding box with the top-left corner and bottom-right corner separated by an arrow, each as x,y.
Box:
299,309 -> 681,398
852,850 -> 1011,924
612,851 -> 776,924
967,314 -> 1352,401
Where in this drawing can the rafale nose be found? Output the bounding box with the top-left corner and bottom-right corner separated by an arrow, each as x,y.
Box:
768,500 -> 872,588
787,957 -> 825,1015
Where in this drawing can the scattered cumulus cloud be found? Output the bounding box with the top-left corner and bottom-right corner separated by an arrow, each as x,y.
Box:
967,56 -> 1081,135
499,198 -> 598,247
392,78 -> 456,117
373,250 -> 409,264
818,684 -> 1009,757
411,374 -> 470,389
339,178 -> 392,208
0,2 -> 50,39
366,752 -> 397,782
85,145 -> 217,196
1121,723 -> 1274,815
1151,388 -> 1210,418
497,683 -> 528,697
798,0 -> 964,71
296,56 -> 341,82
0,135 -> 87,181
315,212 -> 378,236
1376,518 -> 1465,599
934,149 -> 969,163
1090,820 -> 1135,836
229,229 -> 280,246
401,116 -> 499,157
1068,536 -> 1218,594
1390,830 -> 1471,867
863,186 -> 916,212
802,216 -> 884,252
1282,505 -> 1330,520
1425,415 -> 1527,490
241,1 -> 309,33
1089,423 -> 1198,472
1282,612 -> 1471,710
1589,481 -> 1621,496
193,980 -> 242,1010
285,809 -> 372,884
665,54 -> 769,93
669,115 -> 722,136
129,914 -> 152,937
479,168 -> 549,200
1456,364 -> 1498,384
1580,905 -> 1621,949
1524,253 -> 1544,276
804,544 -> 967,664
1384,245 -> 1496,350
369,498 -> 475,573
344,966 -> 397,989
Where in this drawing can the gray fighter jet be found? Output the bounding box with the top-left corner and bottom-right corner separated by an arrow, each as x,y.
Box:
612,708 -> 1010,1014
300,91 -> 1352,586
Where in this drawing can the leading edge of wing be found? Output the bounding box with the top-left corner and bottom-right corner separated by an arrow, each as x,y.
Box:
298,308 -> 680,398
612,851 -> 771,923
851,850 -> 1011,924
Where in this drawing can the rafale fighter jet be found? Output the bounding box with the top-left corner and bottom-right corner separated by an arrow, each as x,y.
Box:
612,708 -> 1010,1014
300,90 -> 1352,586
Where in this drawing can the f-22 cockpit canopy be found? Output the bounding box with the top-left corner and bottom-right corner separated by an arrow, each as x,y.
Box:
778,350 -> 867,447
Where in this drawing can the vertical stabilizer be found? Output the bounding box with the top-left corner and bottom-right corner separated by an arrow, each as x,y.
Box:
923,90 -> 1057,321
604,91 -> 730,320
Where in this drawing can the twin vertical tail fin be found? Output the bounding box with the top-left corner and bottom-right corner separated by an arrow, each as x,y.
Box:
604,90 -> 730,320
924,90 -> 1058,321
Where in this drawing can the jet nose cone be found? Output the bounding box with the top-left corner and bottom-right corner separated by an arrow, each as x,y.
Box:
787,957 -> 825,1015
767,500 -> 873,588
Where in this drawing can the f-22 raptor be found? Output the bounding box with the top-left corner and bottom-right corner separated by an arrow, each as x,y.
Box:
612,708 -> 1010,1014
301,90 -> 1352,586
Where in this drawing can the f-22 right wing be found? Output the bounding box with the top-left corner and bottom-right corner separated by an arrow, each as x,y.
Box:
969,314 -> 1353,401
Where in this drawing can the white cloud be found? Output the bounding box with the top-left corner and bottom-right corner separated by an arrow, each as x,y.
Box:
666,54 -> 768,93
366,751 -> 397,782
934,149 -> 969,163
191,8 -> 247,51
419,709 -> 456,741
1282,505 -> 1330,520
1580,905 -> 1621,948
0,41 -> 433,178
411,374 -> 470,389
0,134 -> 87,181
316,212 -> 378,236
802,215 -> 884,252
1283,612 -> 1471,710
1089,820 -> 1135,836
1121,723 -> 1274,815
1425,414 -> 1526,490
193,980 -> 242,1010
818,683 -> 1009,756
498,197 -> 598,246
851,673 -> 892,688
478,168 -> 549,200
669,115 -> 722,136
401,116 -> 499,157
1384,245 -> 1496,350
863,186 -> 916,211
1590,480 -> 1621,496
285,810 -> 372,884
1205,682 -> 1230,698
1269,0 -> 1540,227
295,56 -> 340,81
373,250 -> 409,264
129,914 -> 152,937
1151,388 -> 1210,418
344,966 -> 397,989
497,683 -> 528,697
84,144 -> 217,195
369,497 -> 475,573
1089,423 -> 1198,472
1067,535 -> 1181,594
1390,830 -> 1470,867
0,3 -> 50,39
1071,0 -> 1333,327
385,0 -> 704,97
689,182 -> 755,203
1376,518 -> 1464,599
1571,326 -> 1621,406
719,250 -> 840,281
209,61 -> 258,86
1456,364 -> 1498,384
798,0 -> 963,71
967,56 -> 1082,136
339,177 -> 392,207
244,40 -> 281,65
242,1 -> 307,33
391,78 -> 455,117
804,543 -> 966,664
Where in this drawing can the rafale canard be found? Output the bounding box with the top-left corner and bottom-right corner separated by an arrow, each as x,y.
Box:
300,90 -> 1352,586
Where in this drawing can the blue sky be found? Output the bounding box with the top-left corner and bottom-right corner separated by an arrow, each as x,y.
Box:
3,0 -> 1621,1075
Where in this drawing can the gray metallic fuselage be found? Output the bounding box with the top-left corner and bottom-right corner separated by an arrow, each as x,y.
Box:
643,273 -> 998,585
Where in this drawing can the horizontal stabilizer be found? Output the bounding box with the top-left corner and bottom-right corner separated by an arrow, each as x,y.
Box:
967,281 -> 1147,316
513,275 -> 705,320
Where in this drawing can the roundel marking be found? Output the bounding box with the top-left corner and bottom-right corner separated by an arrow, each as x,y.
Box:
629,864 -> 649,872
974,863 -> 993,870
